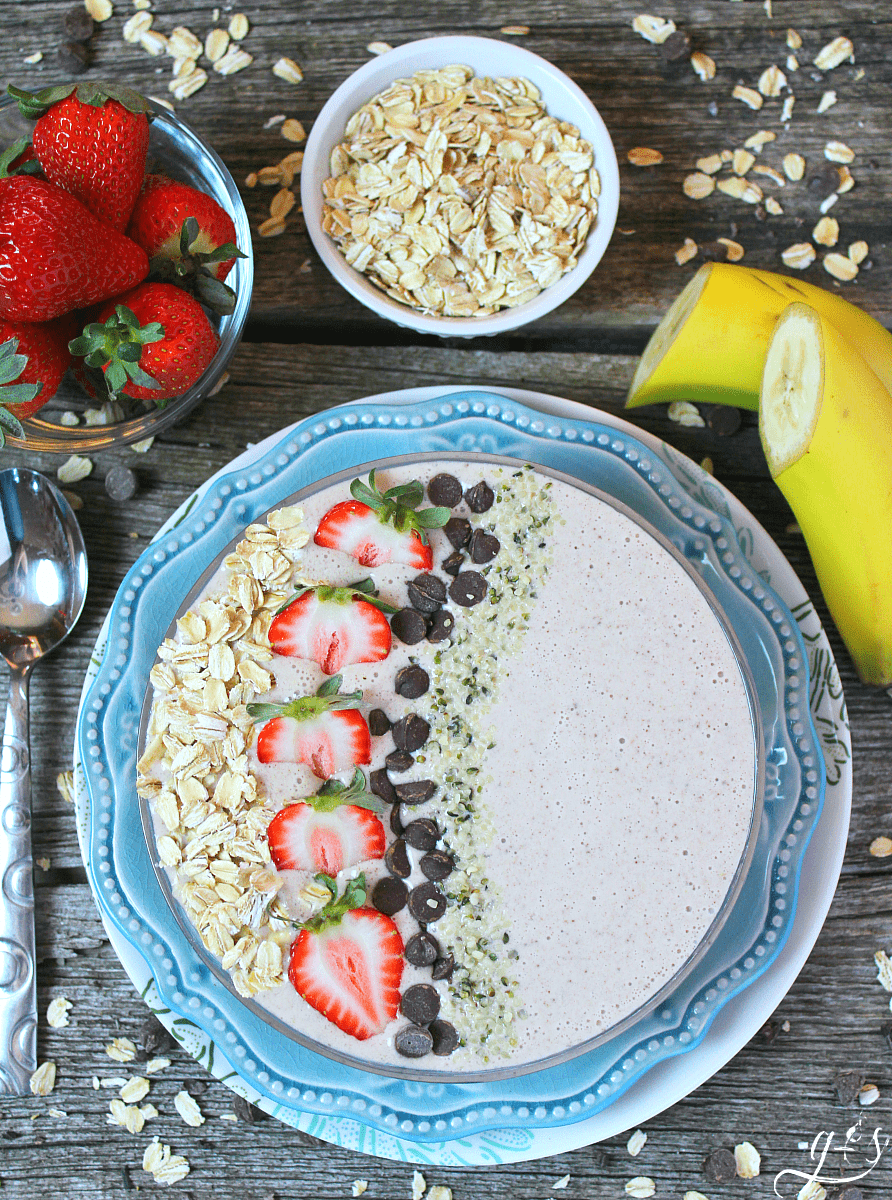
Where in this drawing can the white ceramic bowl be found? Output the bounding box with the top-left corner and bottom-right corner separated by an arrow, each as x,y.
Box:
301,36 -> 620,337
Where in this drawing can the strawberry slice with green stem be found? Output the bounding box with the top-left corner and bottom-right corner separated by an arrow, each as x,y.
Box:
269,577 -> 395,675
249,674 -> 371,779
288,872 -> 404,1040
314,471 -> 450,569
267,769 -> 386,876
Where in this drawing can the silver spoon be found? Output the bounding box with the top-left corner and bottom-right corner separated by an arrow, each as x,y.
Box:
0,468 -> 87,1094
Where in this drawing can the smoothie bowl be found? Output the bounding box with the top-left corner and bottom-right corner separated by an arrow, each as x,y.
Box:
135,450 -> 764,1082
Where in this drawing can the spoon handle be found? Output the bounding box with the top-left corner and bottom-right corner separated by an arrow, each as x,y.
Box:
0,663 -> 36,1095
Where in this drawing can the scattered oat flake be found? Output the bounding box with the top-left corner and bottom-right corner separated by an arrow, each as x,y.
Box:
758,65 -> 786,97
24,51 -> 42,64
56,768 -> 74,802
849,240 -> 868,265
205,29 -> 230,63
824,252 -> 858,281
752,165 -> 785,186
683,172 -> 715,200
744,130 -> 776,151
787,54 -> 799,72
427,1190 -> 452,1200
412,1170 -> 427,1200
732,149 -> 755,175
780,95 -> 795,123
675,238 -> 698,266
263,114 -> 287,129
214,48 -> 252,76
717,176 -> 762,203
859,1083 -> 880,1106
782,153 -> 806,181
352,1184 -> 369,1198
625,1179 -> 656,1199
174,1089 -> 205,1126
367,41 -> 393,55
500,26 -> 530,36
229,13 -> 249,40
690,52 -> 716,82
130,436 -> 154,453
837,165 -> 855,193
120,1075 -> 150,1104
781,242 -> 816,269
627,1129 -> 648,1156
85,0 -> 113,21
273,57 -> 303,84
797,1183 -> 827,1200
36,856 -> 50,871
553,1176 -> 571,1190
628,147 -> 663,166
814,36 -> 854,70
632,15 -> 676,44
718,238 -> 745,262
813,216 -> 839,247
684,1194 -> 711,1200
700,456 -> 714,475
817,90 -> 837,113
106,1037 -> 137,1063
668,400 -> 704,427
695,155 -> 722,175
765,196 -> 784,215
732,85 -> 763,111
145,1057 -> 171,1074
825,140 -> 854,163
734,1142 -> 761,1178
29,1061 -> 56,1095
123,11 -> 152,41
787,28 -> 802,50
57,454 -> 93,484
281,118 -> 306,143
258,216 -> 286,238
142,1137 -> 191,1185
47,997 -> 72,1028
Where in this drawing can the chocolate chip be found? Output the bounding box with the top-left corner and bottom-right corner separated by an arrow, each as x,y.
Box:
407,573 -> 447,613
408,881 -> 446,923
756,1018 -> 781,1045
394,780 -> 437,805
880,1020 -> 892,1051
427,473 -> 463,507
449,571 -> 488,607
63,6 -> 94,39
702,1148 -> 737,1183
404,931 -> 440,967
391,713 -> 430,752
808,164 -> 842,195
384,838 -> 411,878
833,1188 -> 864,1200
369,768 -> 396,806
705,404 -> 742,436
368,708 -> 391,736
698,241 -> 728,263
835,1068 -> 865,1105
431,953 -> 454,980
58,41 -> 92,73
403,818 -> 439,851
659,28 -> 690,61
371,876 -> 408,915
385,750 -> 414,773
233,1094 -> 268,1123
395,664 -> 429,699
420,850 -> 454,881
105,464 -> 138,501
464,481 -> 494,513
469,528 -> 500,563
401,983 -> 441,1025
390,804 -> 404,835
184,1079 -> 208,1097
444,516 -> 471,548
426,610 -> 455,643
394,1024 -> 433,1058
391,608 -> 427,645
139,1015 -> 176,1057
441,550 -> 464,576
429,1019 -> 459,1056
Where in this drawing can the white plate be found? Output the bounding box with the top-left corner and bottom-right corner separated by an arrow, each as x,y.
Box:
72,386 -> 850,1164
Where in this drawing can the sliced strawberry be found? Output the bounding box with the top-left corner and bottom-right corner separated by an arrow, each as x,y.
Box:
288,875 -> 403,1040
314,471 -> 450,569
249,675 -> 370,779
269,581 -> 393,675
267,770 -> 386,875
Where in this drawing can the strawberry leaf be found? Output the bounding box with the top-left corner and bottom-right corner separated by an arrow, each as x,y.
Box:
69,305 -> 164,401
148,218 -> 246,316
348,470 -> 450,545
299,872 -> 368,934
310,769 -> 385,814
0,136 -> 40,179
246,675 -> 364,724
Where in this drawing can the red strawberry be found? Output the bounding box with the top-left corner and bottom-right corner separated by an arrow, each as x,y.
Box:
249,675 -> 371,779
0,175 -> 148,322
128,175 -> 240,281
12,81 -> 151,230
74,282 -> 219,402
267,772 -> 386,876
270,581 -> 393,675
0,315 -> 75,417
315,472 -> 450,569
288,875 -> 403,1040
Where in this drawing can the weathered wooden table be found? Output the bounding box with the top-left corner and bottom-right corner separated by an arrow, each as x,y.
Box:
1,2 -> 891,1196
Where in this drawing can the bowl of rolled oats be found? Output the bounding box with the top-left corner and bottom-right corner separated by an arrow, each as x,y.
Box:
301,36 -> 619,335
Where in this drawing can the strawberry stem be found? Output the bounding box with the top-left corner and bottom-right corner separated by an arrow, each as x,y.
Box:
8,81 -> 152,120
299,873 -> 368,934
246,674 -> 363,724
148,217 -> 246,317
306,769 -> 385,814
349,470 -> 450,545
69,305 -> 164,401
274,577 -> 398,616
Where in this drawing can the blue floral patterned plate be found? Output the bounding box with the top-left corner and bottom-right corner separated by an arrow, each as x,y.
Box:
80,392 -> 826,1142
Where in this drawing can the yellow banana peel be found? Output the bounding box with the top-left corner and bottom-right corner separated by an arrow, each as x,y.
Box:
760,302 -> 892,687
627,262 -> 892,411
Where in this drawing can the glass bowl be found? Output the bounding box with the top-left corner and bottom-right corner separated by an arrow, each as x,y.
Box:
0,94 -> 253,452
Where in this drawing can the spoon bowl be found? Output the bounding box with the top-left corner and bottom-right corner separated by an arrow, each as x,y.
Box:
0,469 -> 87,1094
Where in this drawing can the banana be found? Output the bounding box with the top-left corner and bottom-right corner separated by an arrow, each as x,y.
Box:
627,262 -> 892,411
760,302 -> 892,687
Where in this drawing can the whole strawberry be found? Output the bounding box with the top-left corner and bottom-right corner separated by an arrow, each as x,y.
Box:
0,316 -> 75,445
0,174 -> 149,321
10,81 -> 151,230
73,282 -> 219,402
128,174 -> 240,282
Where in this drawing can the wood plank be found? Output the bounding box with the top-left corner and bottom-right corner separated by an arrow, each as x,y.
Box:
0,2 -> 888,336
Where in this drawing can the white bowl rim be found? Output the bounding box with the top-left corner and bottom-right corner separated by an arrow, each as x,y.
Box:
301,34 -> 620,338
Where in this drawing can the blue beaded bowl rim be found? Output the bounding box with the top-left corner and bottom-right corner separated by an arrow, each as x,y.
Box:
134,450 -> 766,1083
81,392 -> 825,1140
